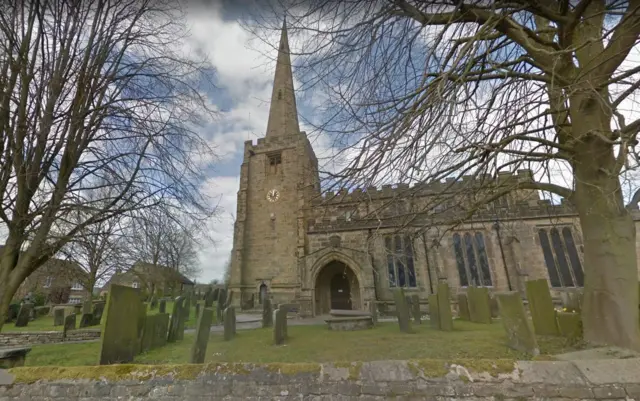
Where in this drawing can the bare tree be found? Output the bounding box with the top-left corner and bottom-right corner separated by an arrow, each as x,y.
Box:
58,189 -> 132,300
0,0 -> 217,329
246,1 -> 640,349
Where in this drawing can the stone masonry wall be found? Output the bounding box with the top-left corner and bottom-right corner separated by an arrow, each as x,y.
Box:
3,358 -> 640,400
0,329 -> 100,346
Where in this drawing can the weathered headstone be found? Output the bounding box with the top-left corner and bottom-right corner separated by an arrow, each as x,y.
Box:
98,284 -> 144,365
159,299 -> 167,314
428,294 -> 440,329
560,291 -> 583,313
14,303 -> 33,327
556,312 -> 582,344
489,295 -> 499,318
137,303 -> 148,353
525,279 -> 559,335
204,288 -> 215,308
410,295 -> 421,324
262,298 -> 273,328
195,303 -> 201,321
190,308 -> 214,364
457,293 -> 471,321
273,308 -> 287,345
213,287 -> 220,301
63,313 -> 76,338
393,288 -> 412,333
223,307 -> 234,341
79,313 -> 93,328
183,297 -> 191,321
437,283 -> 453,331
91,302 -> 105,326
167,296 -> 184,343
53,307 -> 65,326
140,313 -> 170,353
467,287 -> 492,324
369,301 -> 378,325
496,291 -> 539,356
82,300 -> 92,315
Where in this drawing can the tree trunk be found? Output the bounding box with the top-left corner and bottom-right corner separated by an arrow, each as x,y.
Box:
0,282 -> 12,332
574,151 -> 640,350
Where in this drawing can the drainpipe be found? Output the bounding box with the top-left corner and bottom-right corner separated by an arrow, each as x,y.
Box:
421,233 -> 435,294
366,229 -> 380,306
492,218 -> 513,291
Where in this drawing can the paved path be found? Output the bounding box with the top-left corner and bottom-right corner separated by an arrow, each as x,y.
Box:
185,313 -> 397,334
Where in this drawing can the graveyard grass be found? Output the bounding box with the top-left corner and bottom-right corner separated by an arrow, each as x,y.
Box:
1,302 -> 197,333
24,320 -> 582,367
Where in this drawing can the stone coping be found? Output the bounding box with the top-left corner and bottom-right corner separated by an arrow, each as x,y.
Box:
0,347 -> 31,358
4,357 -> 640,385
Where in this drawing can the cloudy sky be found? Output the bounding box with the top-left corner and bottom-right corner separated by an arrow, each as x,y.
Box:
185,1 -> 325,283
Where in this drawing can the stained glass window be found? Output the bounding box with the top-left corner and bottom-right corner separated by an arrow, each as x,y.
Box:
452,232 -> 492,286
384,235 -> 417,288
538,227 -> 584,287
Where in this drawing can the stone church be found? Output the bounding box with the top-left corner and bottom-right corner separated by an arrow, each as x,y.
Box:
228,21 -> 640,317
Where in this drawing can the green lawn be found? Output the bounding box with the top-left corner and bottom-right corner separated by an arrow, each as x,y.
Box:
24,321 -> 583,367
2,301 -> 200,333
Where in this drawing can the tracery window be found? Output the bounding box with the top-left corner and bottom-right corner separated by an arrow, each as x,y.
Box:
452,232 -> 492,286
384,235 -> 417,288
538,227 -> 584,287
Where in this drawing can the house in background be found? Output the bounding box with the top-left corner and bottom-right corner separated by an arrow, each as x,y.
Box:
103,261 -> 195,297
1,245 -> 89,304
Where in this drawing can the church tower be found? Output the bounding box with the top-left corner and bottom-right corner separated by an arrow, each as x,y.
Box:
229,19 -> 320,306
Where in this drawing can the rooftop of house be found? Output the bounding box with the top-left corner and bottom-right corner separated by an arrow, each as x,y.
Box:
0,244 -> 86,278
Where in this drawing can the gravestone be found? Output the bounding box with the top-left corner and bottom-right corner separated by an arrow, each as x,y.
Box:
273,308 -> 287,345
79,313 -> 93,328
467,287 -> 492,324
409,295 -> 421,324
496,291 -> 539,356
195,303 -> 201,321
183,296 -> 191,321
457,293 -> 471,320
82,301 -> 92,315
140,313 -> 170,353
150,296 -> 158,310
137,303 -> 148,353
393,288 -> 412,333
167,296 -> 185,343
15,303 -> 33,327
262,298 -> 273,328
428,294 -> 440,329
369,301 -> 378,325
53,307 -> 65,326
489,295 -> 500,318
216,289 -> 226,323
190,308 -> 214,363
525,279 -> 559,335
203,288 -> 213,307
560,291 -> 583,312
223,307 -> 234,341
556,312 -> 582,344
63,313 -> 76,338
91,302 -> 105,326
159,299 -> 167,314
436,283 -> 453,331
212,288 -> 220,302
98,284 -> 144,365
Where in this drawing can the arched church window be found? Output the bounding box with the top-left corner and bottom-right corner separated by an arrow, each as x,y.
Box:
384,235 -> 417,288
452,232 -> 492,287
537,226 -> 584,288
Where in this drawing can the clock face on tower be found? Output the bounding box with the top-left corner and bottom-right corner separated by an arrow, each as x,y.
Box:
266,189 -> 280,203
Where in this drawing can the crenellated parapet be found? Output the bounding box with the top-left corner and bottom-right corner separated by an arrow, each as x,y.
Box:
243,131 -> 310,158
306,175 -> 588,233
311,169 -> 535,205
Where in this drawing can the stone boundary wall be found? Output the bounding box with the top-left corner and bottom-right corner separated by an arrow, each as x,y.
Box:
2,358 -> 640,400
0,329 -> 100,346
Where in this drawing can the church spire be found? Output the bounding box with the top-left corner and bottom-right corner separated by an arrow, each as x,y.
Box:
265,17 -> 300,138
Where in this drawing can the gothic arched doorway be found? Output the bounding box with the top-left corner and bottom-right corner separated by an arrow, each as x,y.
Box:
314,261 -> 360,315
